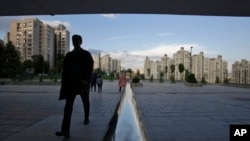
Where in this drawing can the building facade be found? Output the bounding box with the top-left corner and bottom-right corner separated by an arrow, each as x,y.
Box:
232,59 -> 250,84
144,47 -> 228,83
144,54 -> 173,80
173,47 -> 191,80
9,18 -> 70,68
10,18 -> 43,62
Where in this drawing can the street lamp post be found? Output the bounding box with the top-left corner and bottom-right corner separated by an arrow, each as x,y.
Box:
190,46 -> 193,73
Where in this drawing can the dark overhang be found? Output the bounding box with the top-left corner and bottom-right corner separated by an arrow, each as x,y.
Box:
1,0 -> 250,16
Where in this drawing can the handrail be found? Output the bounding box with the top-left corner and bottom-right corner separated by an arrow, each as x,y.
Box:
103,82 -> 148,141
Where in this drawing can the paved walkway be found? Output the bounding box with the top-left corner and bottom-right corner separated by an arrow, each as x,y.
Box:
0,81 -> 250,141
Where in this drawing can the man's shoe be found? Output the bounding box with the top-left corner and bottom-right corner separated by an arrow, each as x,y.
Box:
84,119 -> 89,125
55,131 -> 70,138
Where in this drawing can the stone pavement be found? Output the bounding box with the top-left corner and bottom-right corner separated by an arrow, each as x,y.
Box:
0,81 -> 250,141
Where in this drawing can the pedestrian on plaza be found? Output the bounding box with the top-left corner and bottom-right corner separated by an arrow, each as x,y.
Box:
55,34 -> 94,138
90,71 -> 97,92
118,73 -> 127,92
96,75 -> 103,93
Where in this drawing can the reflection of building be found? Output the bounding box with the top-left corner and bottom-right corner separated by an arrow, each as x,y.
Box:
232,59 -> 250,84
9,18 -> 70,68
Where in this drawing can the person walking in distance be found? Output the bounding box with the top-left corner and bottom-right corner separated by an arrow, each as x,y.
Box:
55,34 -> 94,138
90,71 -> 97,92
96,75 -> 103,93
118,73 -> 127,92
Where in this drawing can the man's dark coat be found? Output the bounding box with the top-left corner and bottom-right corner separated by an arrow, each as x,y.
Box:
59,48 -> 93,100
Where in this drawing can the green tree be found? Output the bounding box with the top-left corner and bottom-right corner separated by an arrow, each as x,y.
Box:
55,53 -> 64,73
0,42 -> 21,79
21,60 -> 33,72
20,60 -> 33,80
215,76 -> 220,83
32,54 -> 49,75
185,69 -> 190,82
159,71 -> 164,83
165,66 -> 168,79
188,73 -> 198,83
0,42 -> 5,76
170,64 -> 175,83
109,71 -> 114,81
178,63 -> 185,80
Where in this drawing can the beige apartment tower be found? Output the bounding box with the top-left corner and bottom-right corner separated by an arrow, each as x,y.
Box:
173,47 -> 191,80
9,18 -> 70,69
232,59 -> 250,84
10,18 -> 43,62
54,24 -> 70,56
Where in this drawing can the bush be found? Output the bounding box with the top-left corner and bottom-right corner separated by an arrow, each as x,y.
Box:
132,77 -> 140,83
187,73 -> 197,83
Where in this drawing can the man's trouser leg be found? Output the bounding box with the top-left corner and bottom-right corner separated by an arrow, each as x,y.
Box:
61,94 -> 76,131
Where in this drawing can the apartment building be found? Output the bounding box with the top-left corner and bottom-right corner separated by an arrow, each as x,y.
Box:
144,47 -> 228,83
41,24 -> 55,68
3,32 -> 10,45
192,52 -> 204,82
54,24 -> 70,56
92,54 -> 101,70
144,54 -> 173,80
111,59 -> 121,73
207,55 -> 227,83
232,59 -> 250,84
9,18 -> 70,69
173,47 -> 191,80
10,18 -> 43,62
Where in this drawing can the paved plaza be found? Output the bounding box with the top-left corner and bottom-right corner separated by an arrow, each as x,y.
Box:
0,81 -> 250,141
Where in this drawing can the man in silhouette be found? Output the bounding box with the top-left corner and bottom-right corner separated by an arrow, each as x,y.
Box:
56,34 -> 94,138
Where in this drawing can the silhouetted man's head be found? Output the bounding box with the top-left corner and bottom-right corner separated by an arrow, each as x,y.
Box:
72,34 -> 82,48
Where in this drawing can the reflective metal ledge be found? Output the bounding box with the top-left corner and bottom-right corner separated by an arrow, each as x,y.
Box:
103,82 -> 148,141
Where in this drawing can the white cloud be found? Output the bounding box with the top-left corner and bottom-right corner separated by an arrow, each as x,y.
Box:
42,20 -> 71,29
157,32 -> 172,37
100,14 -> 118,19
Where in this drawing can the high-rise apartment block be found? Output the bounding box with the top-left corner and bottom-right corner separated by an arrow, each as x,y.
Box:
8,18 -> 69,68
54,24 -> 70,56
232,59 -> 250,84
173,47 -> 191,80
144,47 -> 228,83
144,54 -> 173,80
92,53 -> 121,74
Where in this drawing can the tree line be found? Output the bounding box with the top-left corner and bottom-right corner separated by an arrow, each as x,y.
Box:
0,42 -> 64,80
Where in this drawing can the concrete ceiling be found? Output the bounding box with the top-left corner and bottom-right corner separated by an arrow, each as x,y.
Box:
1,0 -> 250,17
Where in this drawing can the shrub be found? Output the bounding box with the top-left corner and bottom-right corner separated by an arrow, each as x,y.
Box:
188,73 -> 197,83
132,77 -> 140,83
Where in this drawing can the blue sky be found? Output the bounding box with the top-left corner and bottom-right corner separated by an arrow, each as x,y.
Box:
1,14 -> 250,72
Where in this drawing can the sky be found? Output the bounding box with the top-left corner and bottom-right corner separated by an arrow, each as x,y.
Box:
1,14 -> 250,73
